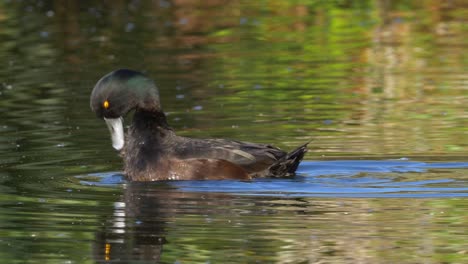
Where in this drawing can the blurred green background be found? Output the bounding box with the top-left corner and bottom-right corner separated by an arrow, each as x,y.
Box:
1,0 -> 466,161
0,1 -> 467,263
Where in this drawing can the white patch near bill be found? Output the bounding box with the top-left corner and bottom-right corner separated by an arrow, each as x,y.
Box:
104,117 -> 125,150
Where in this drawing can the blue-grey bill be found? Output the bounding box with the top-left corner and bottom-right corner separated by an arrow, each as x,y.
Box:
104,117 -> 125,151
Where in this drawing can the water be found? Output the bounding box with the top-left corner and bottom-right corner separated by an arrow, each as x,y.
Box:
82,160 -> 468,198
0,1 -> 467,263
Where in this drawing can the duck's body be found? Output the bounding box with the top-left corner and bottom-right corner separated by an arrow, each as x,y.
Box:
91,69 -> 307,181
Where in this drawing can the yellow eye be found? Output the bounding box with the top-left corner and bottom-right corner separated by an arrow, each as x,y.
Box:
103,100 -> 110,109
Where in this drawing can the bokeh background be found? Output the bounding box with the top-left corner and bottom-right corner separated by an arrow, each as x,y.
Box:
0,1 -> 467,263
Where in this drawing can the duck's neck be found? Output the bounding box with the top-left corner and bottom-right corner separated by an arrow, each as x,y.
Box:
132,109 -> 171,132
124,109 -> 175,178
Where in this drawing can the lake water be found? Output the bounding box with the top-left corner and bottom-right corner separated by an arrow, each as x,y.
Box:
0,1 -> 467,263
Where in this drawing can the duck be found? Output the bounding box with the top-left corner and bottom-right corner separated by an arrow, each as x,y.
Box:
90,69 -> 308,181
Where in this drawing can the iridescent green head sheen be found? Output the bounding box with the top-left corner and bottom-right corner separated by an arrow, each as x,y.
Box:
90,69 -> 161,119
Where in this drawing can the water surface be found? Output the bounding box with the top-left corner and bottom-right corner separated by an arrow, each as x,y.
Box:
0,1 -> 467,263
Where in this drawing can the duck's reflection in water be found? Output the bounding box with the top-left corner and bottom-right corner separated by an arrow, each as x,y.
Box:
92,182 -> 242,263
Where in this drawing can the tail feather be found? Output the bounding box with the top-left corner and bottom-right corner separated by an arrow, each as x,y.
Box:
269,142 -> 309,177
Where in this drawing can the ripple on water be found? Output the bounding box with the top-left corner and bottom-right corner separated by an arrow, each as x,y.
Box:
81,160 -> 468,198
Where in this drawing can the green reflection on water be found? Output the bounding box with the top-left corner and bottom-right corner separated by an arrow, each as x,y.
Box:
0,0 -> 467,263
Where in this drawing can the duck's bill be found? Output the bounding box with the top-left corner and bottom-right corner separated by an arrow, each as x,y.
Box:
104,117 -> 125,151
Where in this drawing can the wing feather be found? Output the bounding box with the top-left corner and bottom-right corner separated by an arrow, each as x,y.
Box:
174,137 -> 286,173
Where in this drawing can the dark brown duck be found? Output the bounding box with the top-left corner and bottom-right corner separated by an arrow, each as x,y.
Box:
90,69 -> 308,181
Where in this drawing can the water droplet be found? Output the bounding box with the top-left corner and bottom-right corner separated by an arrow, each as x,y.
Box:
192,105 -> 203,111
179,18 -> 188,25
125,22 -> 135,32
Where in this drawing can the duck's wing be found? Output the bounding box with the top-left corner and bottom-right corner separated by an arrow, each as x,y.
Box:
173,138 -> 287,174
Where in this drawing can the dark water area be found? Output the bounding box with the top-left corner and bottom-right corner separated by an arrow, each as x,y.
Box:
0,0 -> 467,263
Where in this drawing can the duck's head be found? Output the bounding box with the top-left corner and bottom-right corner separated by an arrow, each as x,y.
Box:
90,69 -> 161,151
